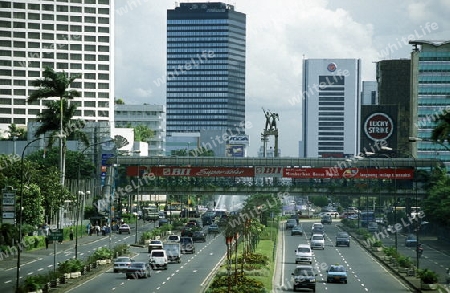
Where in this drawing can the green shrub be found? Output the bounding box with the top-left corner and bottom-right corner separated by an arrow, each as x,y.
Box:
371,240 -> 383,248
417,268 -> 438,284
236,253 -> 269,265
383,246 -> 399,258
397,255 -> 412,268
58,259 -> 84,273
93,247 -> 112,260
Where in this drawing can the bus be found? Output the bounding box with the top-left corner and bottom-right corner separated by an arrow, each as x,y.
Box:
360,211 -> 375,227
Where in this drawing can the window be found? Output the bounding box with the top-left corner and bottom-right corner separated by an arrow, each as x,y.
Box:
42,24 -> 54,31
28,23 -> 40,29
70,6 -> 82,13
13,98 -> 26,105
70,15 -> 82,22
57,5 -> 69,12
42,4 -> 54,11
85,101 -> 95,107
13,12 -> 26,19
14,109 -> 26,115
70,53 -> 81,60
42,14 -> 54,20
0,98 -> 11,105
84,64 -> 96,70
14,41 -> 25,48
85,16 -> 96,23
85,7 -> 96,14
98,8 -> 109,14
57,63 -> 69,70
85,45 -> 96,51
57,24 -> 69,31
98,45 -> 109,52
28,71 -> 40,77
98,65 -> 109,71
70,44 -> 82,51
98,55 -> 109,61
28,13 -> 40,20
98,36 -> 109,43
85,26 -> 96,33
70,25 -> 82,32
57,53 -> 69,59
98,73 -> 109,80
70,63 -> 82,69
85,54 -> 96,61
28,32 -> 40,39
98,17 -> 109,24
0,40 -> 10,47
13,22 -> 25,28
98,27 -> 109,33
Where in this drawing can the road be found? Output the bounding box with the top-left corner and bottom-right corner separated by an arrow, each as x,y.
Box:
274,219 -> 413,292
68,233 -> 225,293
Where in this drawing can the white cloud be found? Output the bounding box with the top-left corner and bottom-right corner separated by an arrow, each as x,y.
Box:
114,0 -> 449,157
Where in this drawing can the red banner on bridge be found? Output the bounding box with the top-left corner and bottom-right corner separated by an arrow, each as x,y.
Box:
283,167 -> 413,180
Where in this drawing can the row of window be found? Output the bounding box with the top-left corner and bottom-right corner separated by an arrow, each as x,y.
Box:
0,98 -> 109,108
318,107 -> 345,111
319,132 -> 344,136
0,22 -> 110,33
4,12 -> 110,22
167,93 -> 230,98
0,31 -> 109,43
318,127 -> 344,130
168,19 -> 229,25
0,60 -> 109,72
167,82 -> 229,87
168,25 -> 229,31
167,98 -> 229,104
168,48 -> 230,53
168,31 -> 229,37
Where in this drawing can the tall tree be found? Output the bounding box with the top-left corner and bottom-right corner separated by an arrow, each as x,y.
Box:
133,124 -> 154,142
5,123 -> 26,140
27,67 -> 84,188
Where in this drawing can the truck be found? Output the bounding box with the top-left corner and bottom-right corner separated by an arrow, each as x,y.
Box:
163,242 -> 181,263
143,206 -> 159,221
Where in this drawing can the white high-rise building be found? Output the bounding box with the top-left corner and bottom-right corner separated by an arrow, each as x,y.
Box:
0,0 -> 114,136
300,59 -> 361,158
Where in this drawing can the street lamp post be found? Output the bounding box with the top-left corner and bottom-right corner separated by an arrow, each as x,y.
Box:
16,137 -> 41,293
381,151 -> 397,250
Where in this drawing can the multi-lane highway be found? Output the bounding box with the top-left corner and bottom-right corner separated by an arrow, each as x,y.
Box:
68,234 -> 225,293
274,219 -> 413,292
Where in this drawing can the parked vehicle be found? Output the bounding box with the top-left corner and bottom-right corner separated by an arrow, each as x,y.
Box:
367,221 -> 379,232
149,249 -> 168,270
164,242 -> 181,263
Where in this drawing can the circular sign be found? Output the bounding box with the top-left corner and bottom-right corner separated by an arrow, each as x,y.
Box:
364,113 -> 394,141
327,62 -> 337,72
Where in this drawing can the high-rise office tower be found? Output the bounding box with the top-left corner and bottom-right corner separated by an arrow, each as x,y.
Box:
301,59 -> 361,158
0,0 -> 114,136
410,40 -> 450,172
166,2 -> 246,135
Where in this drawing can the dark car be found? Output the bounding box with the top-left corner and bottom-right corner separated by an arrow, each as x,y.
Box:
326,264 -> 347,284
207,224 -> 220,234
286,219 -> 297,230
291,225 -> 304,236
125,262 -> 151,279
180,237 -> 195,254
192,231 -> 206,242
291,265 -> 317,292
181,227 -> 194,237
335,231 -> 350,247
321,215 -> 332,224
158,218 -> 169,227
202,216 -> 213,226
405,234 -> 418,247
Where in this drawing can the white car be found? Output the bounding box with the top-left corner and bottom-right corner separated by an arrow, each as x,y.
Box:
113,256 -> 133,273
149,249 -> 168,270
118,224 -> 131,234
295,244 -> 313,264
310,234 -> 325,250
311,223 -> 324,231
167,234 -> 180,242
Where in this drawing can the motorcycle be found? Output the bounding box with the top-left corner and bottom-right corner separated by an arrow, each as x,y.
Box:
417,244 -> 424,257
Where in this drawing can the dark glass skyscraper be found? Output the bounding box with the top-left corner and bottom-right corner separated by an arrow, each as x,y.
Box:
166,2 -> 246,134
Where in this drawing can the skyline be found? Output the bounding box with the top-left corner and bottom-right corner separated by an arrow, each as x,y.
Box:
114,0 -> 450,157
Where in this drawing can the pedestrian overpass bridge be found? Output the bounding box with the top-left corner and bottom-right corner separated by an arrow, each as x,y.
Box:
110,156 -> 441,197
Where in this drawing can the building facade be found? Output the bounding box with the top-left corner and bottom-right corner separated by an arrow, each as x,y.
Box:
114,104 -> 166,156
361,81 -> 378,105
410,40 -> 450,171
0,0 -> 114,137
301,59 -> 361,158
166,2 -> 246,135
375,59 -> 411,155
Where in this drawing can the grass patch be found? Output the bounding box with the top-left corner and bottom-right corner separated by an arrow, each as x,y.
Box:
251,240 -> 275,290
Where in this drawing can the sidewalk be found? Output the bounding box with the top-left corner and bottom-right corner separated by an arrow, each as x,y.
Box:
0,232 -> 109,271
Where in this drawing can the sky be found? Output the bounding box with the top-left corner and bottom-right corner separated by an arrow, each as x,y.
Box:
114,0 -> 450,157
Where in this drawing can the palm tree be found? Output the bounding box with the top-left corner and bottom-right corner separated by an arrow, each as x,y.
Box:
5,123 -> 26,140
27,67 -> 84,206
432,111 -> 450,146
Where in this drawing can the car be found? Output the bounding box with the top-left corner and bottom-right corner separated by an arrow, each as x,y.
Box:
158,218 -> 169,226
335,231 -> 350,247
148,239 -> 163,253
295,244 -> 313,264
310,234 -> 325,250
405,234 -> 418,247
180,236 -> 195,254
367,222 -> 379,232
311,227 -> 324,236
286,219 -> 297,230
321,215 -> 332,224
208,223 -> 220,234
192,230 -> 206,242
291,225 -> 304,236
167,234 -> 180,243
311,223 -> 324,231
326,264 -> 348,283
291,265 -> 317,292
149,249 -> 168,270
125,262 -> 151,279
113,256 -> 134,273
118,224 -> 131,234
181,227 -> 194,237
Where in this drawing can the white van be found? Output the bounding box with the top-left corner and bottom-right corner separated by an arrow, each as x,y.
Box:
295,244 -> 313,264
149,249 -> 168,270
310,234 -> 325,250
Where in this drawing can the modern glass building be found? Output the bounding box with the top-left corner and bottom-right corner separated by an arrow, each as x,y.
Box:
166,2 -> 246,134
301,59 -> 361,158
410,40 -> 450,172
0,0 -> 114,136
